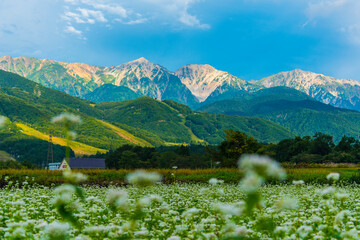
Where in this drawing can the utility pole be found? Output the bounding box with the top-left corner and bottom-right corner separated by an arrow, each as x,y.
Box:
46,130 -> 54,170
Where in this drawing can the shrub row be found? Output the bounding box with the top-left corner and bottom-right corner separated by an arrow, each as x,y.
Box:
0,167 -> 360,187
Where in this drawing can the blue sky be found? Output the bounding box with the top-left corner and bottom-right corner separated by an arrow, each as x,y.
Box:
1,0 -> 360,80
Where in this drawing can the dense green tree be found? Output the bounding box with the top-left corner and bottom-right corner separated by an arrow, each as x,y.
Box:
311,132 -> 334,156
275,136 -> 311,162
105,144 -> 211,169
335,136 -> 357,152
217,130 -> 262,167
104,131 -> 360,169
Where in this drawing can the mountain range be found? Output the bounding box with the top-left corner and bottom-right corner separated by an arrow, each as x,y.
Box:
199,87 -> 360,142
2,56 -> 360,111
0,69 -> 295,165
1,55 -> 360,155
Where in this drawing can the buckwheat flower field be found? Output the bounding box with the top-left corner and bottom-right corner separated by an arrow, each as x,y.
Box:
0,156 -> 359,239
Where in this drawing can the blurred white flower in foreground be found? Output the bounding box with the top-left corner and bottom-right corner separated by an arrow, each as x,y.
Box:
126,170 -> 162,187
209,178 -> 224,185
274,198 -> 299,211
240,173 -> 264,193
107,189 -> 129,211
51,112 -> 81,124
238,154 -> 286,180
327,173 -> 340,182
0,116 -> 9,129
45,221 -> 71,239
292,180 -> 305,185
63,171 -> 88,183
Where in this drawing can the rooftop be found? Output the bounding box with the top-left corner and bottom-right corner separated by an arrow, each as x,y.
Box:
68,158 -> 106,169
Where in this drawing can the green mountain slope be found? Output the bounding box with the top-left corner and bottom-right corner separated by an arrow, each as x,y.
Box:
0,121 -> 73,166
84,84 -> 141,103
0,70 -> 153,151
199,87 -> 360,142
0,70 -> 296,166
96,97 -> 294,144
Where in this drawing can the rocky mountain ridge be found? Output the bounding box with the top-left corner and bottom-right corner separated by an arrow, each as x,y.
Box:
254,69 -> 360,110
1,56 -> 360,111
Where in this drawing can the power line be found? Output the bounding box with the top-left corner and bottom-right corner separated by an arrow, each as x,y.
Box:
46,130 -> 54,169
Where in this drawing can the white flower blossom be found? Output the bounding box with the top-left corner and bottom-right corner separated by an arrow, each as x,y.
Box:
107,189 -> 128,211
274,198 -> 299,211
297,225 -> 313,238
335,210 -> 351,225
292,180 -> 305,185
327,173 -> 340,181
63,171 -> 88,183
320,187 -> 336,199
45,221 -> 71,239
239,173 -> 264,193
51,112 -> 81,124
238,154 -> 286,180
209,178 -> 222,185
126,170 -> 162,186
0,116 -> 8,129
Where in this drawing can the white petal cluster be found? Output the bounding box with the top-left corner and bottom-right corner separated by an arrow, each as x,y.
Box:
126,170 -> 162,186
292,180 -> 305,185
239,154 -> 286,180
0,116 -> 8,128
327,172 -> 340,181
208,178 -> 224,185
239,154 -> 286,195
45,221 -> 71,239
106,189 -> 128,211
240,173 -> 264,193
63,171 -> 88,183
51,112 -> 81,124
274,198 -> 299,211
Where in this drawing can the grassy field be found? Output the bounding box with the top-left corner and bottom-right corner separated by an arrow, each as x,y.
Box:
96,120 -> 153,147
1,166 -> 360,187
16,123 -> 107,156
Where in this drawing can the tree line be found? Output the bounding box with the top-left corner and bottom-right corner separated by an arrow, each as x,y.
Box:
2,129 -> 359,169
105,130 -> 360,169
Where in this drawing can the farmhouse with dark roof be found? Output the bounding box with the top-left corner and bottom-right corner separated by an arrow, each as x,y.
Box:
58,158 -> 106,170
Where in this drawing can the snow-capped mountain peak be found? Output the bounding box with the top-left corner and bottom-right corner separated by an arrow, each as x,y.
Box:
175,64 -> 248,102
127,57 -> 152,65
255,69 -> 360,109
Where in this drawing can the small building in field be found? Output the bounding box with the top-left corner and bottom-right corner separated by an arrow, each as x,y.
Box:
48,162 -> 62,170
58,158 -> 106,170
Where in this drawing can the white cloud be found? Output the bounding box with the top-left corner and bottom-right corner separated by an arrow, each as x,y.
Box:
142,0 -> 210,29
179,11 -> 209,29
62,0 -> 210,35
92,3 -> 127,18
64,0 -> 79,3
304,0 -> 360,45
64,25 -> 83,35
63,11 -> 85,23
121,18 -> 148,25
306,0 -> 347,19
63,8 -> 107,24
78,8 -> 107,23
